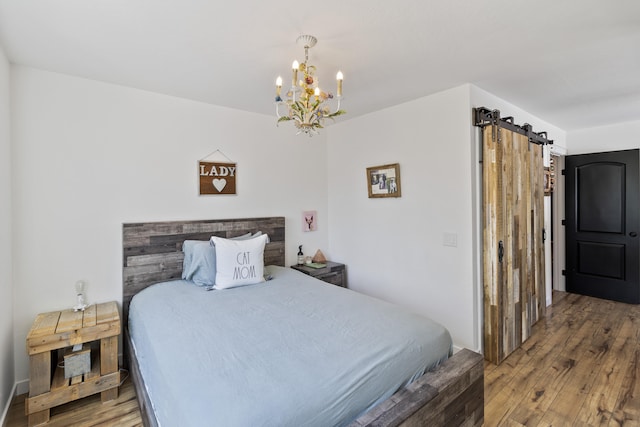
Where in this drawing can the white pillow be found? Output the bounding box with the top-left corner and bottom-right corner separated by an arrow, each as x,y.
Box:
181,232 -> 267,286
210,234 -> 269,289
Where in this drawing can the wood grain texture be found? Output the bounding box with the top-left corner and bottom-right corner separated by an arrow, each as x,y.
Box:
348,349 -> 484,427
6,378 -> 142,427
81,304 -> 97,328
122,216 -> 286,325
10,292 -> 640,426
26,370 -> 120,414
25,302 -> 121,424
483,126 -> 546,365
28,312 -> 60,338
123,217 -> 483,427
27,302 -> 120,356
101,335 -> 119,402
485,290 -> 640,426
27,352 -> 51,425
291,261 -> 347,288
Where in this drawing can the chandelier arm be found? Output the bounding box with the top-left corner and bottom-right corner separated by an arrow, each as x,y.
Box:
275,35 -> 345,136
333,97 -> 342,114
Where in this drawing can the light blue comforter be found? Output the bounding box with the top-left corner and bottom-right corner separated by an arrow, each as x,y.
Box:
129,266 -> 452,427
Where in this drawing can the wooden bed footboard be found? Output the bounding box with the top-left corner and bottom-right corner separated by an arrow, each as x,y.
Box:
122,217 -> 484,427
126,328 -> 483,427
348,348 -> 484,427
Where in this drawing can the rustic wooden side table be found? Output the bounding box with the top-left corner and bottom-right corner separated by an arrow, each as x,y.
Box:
291,261 -> 347,288
25,301 -> 121,426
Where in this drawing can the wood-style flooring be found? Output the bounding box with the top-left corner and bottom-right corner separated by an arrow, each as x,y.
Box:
5,291 -> 640,426
485,291 -> 640,426
4,377 -> 142,427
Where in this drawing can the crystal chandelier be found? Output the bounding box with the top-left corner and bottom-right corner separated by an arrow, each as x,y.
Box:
275,35 -> 345,136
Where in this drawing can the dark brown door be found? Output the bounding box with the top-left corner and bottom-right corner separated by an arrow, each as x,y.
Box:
565,149 -> 640,304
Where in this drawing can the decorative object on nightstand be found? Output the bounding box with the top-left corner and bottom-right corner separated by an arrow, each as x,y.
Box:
25,301 -> 121,426
297,245 -> 304,265
312,249 -> 327,263
73,279 -> 88,312
291,261 -> 347,288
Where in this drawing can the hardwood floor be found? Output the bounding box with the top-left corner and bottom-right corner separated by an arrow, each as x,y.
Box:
5,376 -> 142,427
485,291 -> 640,426
5,291 -> 640,426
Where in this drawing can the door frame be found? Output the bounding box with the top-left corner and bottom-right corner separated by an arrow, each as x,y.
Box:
548,145 -> 567,294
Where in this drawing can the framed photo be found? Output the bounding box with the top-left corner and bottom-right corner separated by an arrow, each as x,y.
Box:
366,163 -> 401,198
302,210 -> 317,232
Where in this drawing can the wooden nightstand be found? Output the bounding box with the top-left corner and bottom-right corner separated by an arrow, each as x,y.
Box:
25,301 -> 121,426
291,261 -> 347,288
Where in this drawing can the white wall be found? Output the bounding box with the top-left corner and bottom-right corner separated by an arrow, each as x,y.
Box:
11,66 -> 330,384
470,86 -> 568,150
0,44 -> 14,421
326,84 -> 569,353
567,120 -> 640,154
564,121 -> 640,292
327,85 -> 480,351
8,63 -> 595,393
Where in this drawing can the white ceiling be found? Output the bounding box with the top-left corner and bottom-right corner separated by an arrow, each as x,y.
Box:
0,0 -> 638,132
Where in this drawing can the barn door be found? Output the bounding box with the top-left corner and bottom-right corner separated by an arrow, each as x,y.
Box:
483,125 -> 546,365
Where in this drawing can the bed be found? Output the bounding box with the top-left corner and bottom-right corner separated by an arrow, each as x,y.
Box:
122,217 -> 483,426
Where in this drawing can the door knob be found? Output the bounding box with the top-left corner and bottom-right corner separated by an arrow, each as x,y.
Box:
630,232 -> 638,237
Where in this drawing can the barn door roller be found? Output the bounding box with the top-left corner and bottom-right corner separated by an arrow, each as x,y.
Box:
473,107 -> 553,146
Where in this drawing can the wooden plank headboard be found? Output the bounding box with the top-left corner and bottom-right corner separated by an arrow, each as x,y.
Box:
122,217 -> 285,324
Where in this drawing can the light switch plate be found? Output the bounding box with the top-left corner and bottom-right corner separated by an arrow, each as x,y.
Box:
443,232 -> 457,247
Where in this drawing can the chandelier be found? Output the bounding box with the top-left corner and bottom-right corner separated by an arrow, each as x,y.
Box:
275,35 -> 345,136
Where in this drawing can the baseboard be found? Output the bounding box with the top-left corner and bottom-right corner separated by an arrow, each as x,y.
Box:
452,344 -> 483,356
15,380 -> 28,397
0,381 -> 18,427
0,352 -> 125,426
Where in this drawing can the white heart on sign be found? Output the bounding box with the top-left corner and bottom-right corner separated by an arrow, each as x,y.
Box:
212,178 -> 227,192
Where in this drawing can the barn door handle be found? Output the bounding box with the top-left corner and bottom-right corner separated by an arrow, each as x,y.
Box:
630,232 -> 638,237
498,241 -> 504,263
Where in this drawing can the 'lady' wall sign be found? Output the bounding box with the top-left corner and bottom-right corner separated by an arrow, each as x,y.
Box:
199,150 -> 237,195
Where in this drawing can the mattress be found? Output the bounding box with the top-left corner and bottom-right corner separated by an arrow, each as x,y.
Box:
128,265 -> 452,427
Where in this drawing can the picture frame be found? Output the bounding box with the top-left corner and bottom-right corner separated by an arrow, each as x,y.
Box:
366,163 -> 401,198
302,210 -> 317,232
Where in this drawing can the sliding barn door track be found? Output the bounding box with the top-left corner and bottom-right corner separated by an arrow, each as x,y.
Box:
473,107 -> 553,146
